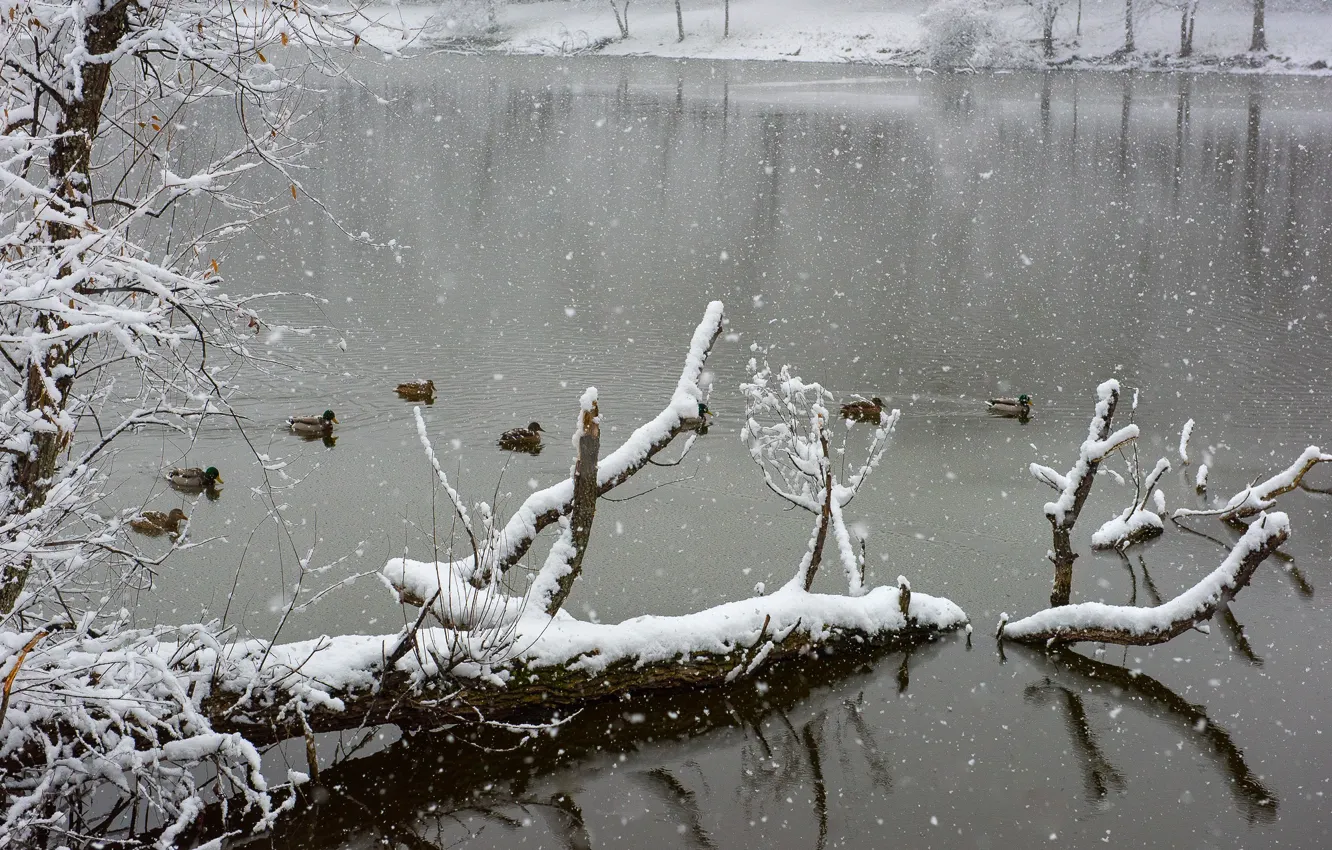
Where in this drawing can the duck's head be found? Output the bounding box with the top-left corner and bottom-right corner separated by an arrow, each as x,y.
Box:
204,466 -> 223,485
167,508 -> 188,523
871,397 -> 885,407
697,402 -> 713,418
526,422 -> 544,433
1018,394 -> 1032,406
323,409 -> 338,423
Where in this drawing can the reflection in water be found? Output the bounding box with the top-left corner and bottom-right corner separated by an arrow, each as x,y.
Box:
1172,516 -> 1315,599
1243,80 -> 1264,284
1024,682 -> 1127,803
222,636 -> 1296,848
641,768 -> 716,850
242,639 -> 941,849
1217,603 -> 1263,666
1021,646 -> 1278,824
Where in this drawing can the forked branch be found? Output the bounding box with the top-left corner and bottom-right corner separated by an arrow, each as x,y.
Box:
1173,446 -> 1331,525
1030,380 -> 1138,606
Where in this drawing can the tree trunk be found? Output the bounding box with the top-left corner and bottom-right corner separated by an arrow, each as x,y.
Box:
1123,0 -> 1135,52
724,0 -> 730,38
0,0 -> 132,616
1249,0 -> 1265,52
544,407 -> 600,617
1042,11 -> 1056,59
802,427 -> 833,591
676,0 -> 685,43
609,0 -> 630,39
1048,387 -> 1122,607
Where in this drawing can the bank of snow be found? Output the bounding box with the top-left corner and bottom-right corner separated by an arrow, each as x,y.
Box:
390,0 -> 1332,74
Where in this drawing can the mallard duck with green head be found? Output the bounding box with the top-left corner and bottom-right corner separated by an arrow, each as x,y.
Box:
395,379 -> 436,402
129,508 -> 188,537
498,421 -> 544,452
839,396 -> 885,423
288,409 -> 338,435
166,466 -> 223,491
680,402 -> 714,430
986,394 -> 1033,417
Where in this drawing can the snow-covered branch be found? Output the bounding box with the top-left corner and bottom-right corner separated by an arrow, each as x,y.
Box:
1172,446 -> 1332,524
1001,512 -> 1289,645
1030,380 -> 1136,606
385,301 -> 725,612
531,390 -> 601,617
1091,457 -> 1171,551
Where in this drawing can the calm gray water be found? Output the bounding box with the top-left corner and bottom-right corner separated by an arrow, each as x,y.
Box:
124,57 -> 1332,848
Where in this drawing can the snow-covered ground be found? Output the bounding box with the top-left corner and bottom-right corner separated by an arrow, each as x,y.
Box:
364,0 -> 1332,73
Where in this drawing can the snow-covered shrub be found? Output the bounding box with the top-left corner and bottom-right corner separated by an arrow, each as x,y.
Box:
920,0 -> 1000,68
426,0 -> 502,40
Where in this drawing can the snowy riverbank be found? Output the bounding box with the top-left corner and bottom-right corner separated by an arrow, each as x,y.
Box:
364,0 -> 1332,74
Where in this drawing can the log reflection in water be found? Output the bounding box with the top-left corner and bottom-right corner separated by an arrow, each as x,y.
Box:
1020,646 -> 1279,823
640,768 -> 718,850
839,694 -> 894,794
1024,682 -> 1127,804
231,639 -> 947,850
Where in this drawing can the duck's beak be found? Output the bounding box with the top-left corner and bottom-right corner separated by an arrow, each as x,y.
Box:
332,416 -> 339,424
216,475 -> 224,484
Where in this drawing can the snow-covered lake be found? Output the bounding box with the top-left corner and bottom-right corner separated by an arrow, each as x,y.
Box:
119,56 -> 1331,848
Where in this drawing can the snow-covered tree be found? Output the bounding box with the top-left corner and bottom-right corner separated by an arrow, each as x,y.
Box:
1019,0 -> 1072,57
920,0 -> 1000,68
0,2 -> 396,844
741,358 -> 900,597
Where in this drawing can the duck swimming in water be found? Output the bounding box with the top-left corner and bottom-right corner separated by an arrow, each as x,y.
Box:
986,394 -> 1033,418
839,396 -> 885,423
288,409 -> 338,435
498,421 -> 544,452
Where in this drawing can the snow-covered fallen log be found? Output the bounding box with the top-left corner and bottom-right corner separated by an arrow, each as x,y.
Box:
1000,512 -> 1288,646
198,583 -> 966,744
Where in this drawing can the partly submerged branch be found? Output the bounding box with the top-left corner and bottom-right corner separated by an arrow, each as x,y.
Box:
1090,457 -> 1171,551
1172,446 -> 1331,524
1032,380 -> 1138,606
1000,512 -> 1289,646
532,391 -> 601,617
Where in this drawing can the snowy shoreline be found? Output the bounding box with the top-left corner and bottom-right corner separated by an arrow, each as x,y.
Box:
369,0 -> 1332,76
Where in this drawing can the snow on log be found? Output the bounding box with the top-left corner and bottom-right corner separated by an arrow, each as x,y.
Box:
1090,507 -> 1164,550
1172,446 -> 1331,523
1091,457 -> 1170,550
1000,512 -> 1289,646
196,583 -> 967,744
1179,418 -> 1195,464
